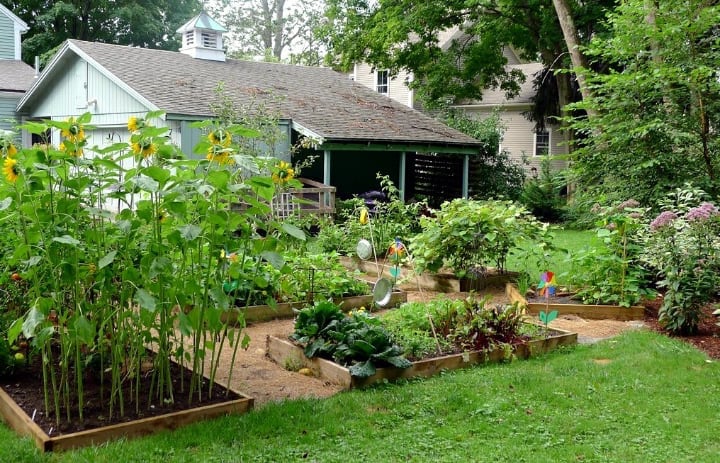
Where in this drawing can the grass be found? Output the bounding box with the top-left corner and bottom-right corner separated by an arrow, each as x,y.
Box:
2,330 -> 720,462
507,227 -> 602,282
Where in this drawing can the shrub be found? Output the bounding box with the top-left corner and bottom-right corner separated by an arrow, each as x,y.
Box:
642,202 -> 720,334
520,159 -> 566,223
409,198 -> 552,278
565,201 -> 656,307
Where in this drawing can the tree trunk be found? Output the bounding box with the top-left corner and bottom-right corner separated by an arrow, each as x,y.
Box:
273,0 -> 286,59
551,0 -> 597,119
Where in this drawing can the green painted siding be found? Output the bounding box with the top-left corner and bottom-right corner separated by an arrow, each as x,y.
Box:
0,14 -> 14,59
180,120 -> 203,159
180,119 -> 292,161
29,58 -> 148,119
0,93 -> 20,132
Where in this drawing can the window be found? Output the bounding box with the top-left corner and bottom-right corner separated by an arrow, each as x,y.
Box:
185,31 -> 195,46
534,128 -> 550,156
376,70 -> 389,95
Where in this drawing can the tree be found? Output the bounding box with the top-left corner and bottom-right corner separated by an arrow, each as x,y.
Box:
322,0 -> 614,122
569,0 -> 720,206
211,0 -> 326,64
8,0 -> 202,65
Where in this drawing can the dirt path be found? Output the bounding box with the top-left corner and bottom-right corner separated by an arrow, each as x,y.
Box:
213,288 -> 645,407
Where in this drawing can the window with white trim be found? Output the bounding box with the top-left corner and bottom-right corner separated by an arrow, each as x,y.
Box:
534,128 -> 550,156
376,70 -> 389,95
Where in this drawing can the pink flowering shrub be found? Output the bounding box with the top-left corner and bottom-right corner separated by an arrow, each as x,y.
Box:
642,202 -> 720,334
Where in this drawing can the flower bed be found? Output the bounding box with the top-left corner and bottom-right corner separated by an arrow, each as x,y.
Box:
266,327 -> 576,389
505,283 -> 646,321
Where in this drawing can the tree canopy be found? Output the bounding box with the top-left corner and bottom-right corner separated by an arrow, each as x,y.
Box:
322,0 -> 614,116
569,0 -> 720,205
8,0 -> 202,65
210,0 -> 326,65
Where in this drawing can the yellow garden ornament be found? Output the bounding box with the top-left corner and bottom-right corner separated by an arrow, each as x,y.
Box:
359,207 -> 369,225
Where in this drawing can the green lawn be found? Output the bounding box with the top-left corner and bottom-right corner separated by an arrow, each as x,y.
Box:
507,227 -> 601,282
2,330 -> 719,462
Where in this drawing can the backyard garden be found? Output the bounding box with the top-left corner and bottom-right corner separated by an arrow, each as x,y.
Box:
0,106 -> 718,460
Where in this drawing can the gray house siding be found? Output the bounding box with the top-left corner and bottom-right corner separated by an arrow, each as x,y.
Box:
0,92 -> 21,133
0,13 -> 14,59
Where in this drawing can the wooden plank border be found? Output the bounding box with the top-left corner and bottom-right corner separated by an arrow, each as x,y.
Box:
339,257 -> 517,292
222,290 -> 407,324
266,327 -> 577,390
0,384 -> 253,452
505,283 -> 646,321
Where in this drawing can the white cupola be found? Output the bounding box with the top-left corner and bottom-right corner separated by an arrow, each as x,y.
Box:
176,11 -> 228,62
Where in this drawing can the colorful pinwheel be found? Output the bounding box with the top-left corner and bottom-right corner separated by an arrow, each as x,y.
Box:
537,271 -> 556,298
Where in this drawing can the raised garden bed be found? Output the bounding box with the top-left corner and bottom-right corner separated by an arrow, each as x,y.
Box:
0,361 -> 254,452
266,327 -> 577,390
222,290 -> 407,324
505,283 -> 646,321
339,256 -> 517,292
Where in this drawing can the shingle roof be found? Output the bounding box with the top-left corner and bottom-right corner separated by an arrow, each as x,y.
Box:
0,60 -> 36,92
472,63 -> 544,107
64,40 -> 480,148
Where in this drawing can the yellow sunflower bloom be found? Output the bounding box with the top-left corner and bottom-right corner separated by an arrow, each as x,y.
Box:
132,138 -> 157,158
0,137 -> 17,158
208,129 -> 232,147
61,117 -> 85,143
59,141 -> 83,158
206,144 -> 234,165
3,157 -> 19,183
128,116 -> 145,132
271,161 -> 295,185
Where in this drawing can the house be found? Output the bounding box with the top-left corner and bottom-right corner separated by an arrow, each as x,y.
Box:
16,11 -> 483,205
352,31 -> 569,175
0,3 -> 36,134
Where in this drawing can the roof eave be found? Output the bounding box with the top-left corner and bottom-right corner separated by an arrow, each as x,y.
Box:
318,139 -> 481,155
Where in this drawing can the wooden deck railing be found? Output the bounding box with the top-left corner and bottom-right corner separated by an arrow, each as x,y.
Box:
270,177 -> 336,218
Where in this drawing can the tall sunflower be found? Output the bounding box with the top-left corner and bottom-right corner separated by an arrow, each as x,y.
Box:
206,144 -> 234,165
208,129 -> 232,147
59,141 -> 83,158
3,157 -> 19,183
0,137 -> 17,158
61,117 -> 85,142
128,116 -> 145,132
132,138 -> 157,158
272,161 -> 295,185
